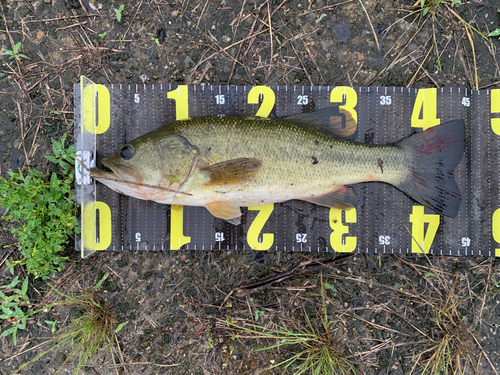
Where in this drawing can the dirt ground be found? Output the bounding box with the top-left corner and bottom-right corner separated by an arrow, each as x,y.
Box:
1,0 -> 500,374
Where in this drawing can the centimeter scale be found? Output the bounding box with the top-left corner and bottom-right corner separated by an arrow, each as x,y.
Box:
75,76 -> 500,258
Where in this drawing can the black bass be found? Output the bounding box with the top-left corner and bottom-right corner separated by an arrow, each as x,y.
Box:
90,109 -> 464,225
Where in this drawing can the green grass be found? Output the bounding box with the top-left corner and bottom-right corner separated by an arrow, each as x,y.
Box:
224,275 -> 356,375
15,280 -> 127,374
0,133 -> 79,279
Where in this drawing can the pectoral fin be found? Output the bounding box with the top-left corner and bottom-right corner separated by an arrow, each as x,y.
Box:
302,186 -> 357,209
205,201 -> 242,225
201,158 -> 263,186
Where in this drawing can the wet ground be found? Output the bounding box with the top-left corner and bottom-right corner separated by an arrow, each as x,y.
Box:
1,0 -> 500,373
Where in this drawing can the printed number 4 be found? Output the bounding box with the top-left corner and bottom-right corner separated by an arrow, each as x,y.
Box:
380,96 -> 391,105
461,97 -> 470,107
461,237 -> 471,247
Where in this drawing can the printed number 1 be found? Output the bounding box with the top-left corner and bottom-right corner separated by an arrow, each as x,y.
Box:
167,85 -> 189,120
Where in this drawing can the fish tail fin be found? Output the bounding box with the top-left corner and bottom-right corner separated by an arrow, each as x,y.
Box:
395,120 -> 465,218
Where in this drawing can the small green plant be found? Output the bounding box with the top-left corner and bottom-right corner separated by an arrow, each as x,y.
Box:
254,309 -> 264,322
151,36 -> 161,46
15,285 -> 126,374
418,0 -> 461,16
0,273 -> 34,345
99,32 -> 107,38
0,133 -> 79,278
114,4 -> 124,22
488,10 -> 500,39
2,42 -> 29,60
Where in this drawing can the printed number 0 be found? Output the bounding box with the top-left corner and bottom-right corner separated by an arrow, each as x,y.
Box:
492,209 -> 500,257
492,90 -> 500,135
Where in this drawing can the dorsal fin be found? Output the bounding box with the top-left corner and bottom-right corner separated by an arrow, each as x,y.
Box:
284,107 -> 357,139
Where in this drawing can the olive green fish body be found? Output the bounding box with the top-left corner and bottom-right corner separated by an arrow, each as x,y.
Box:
91,113 -> 465,224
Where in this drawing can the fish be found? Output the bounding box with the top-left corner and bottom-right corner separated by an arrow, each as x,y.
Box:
90,108 -> 465,225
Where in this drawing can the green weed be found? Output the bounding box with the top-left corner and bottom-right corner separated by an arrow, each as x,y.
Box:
488,10 -> 500,39
0,271 -> 34,345
0,133 -> 79,278
1,42 -> 29,60
114,4 -> 124,22
417,0 -> 461,16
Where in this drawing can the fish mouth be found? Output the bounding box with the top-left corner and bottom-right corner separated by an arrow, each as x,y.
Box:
90,160 -> 138,183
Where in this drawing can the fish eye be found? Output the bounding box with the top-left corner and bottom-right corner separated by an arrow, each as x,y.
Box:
120,145 -> 135,160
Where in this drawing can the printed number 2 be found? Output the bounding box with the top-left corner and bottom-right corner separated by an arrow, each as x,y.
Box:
409,206 -> 439,253
247,204 -> 274,250
248,86 -> 275,117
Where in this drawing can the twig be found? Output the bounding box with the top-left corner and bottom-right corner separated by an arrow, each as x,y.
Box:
357,0 -> 379,51
232,256 -> 352,297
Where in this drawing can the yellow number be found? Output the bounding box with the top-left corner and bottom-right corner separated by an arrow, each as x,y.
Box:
330,86 -> 358,127
167,85 -> 190,120
492,90 -> 500,135
82,84 -> 110,134
82,201 -> 112,253
411,88 -> 440,130
248,86 -> 275,117
329,207 -> 357,252
409,206 -> 440,253
492,209 -> 500,257
247,204 -> 274,250
170,205 -> 191,250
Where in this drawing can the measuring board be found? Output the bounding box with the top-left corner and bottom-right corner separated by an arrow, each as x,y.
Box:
74,77 -> 500,258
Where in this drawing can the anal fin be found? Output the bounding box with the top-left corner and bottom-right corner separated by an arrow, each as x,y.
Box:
302,186 -> 357,210
205,201 -> 242,225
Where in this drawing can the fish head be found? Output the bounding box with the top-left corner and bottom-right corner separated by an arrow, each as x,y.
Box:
91,133 -> 200,202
